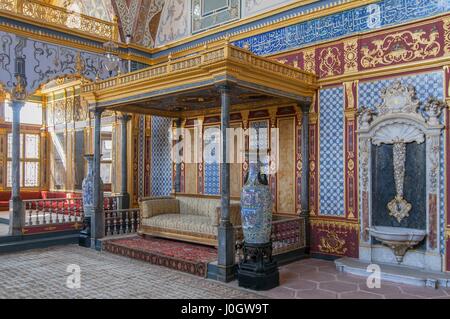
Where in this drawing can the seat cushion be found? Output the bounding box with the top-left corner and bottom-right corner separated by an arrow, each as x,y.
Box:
142,214 -> 217,237
177,196 -> 220,219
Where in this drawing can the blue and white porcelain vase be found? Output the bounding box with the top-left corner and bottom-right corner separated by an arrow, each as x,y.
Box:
240,158 -> 273,244
82,155 -> 95,217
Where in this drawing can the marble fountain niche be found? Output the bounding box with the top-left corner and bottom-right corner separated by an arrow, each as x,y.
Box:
357,81 -> 445,272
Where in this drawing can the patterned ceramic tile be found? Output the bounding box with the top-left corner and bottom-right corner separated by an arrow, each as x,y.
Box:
359,72 -> 444,109
138,116 -> 145,198
151,116 -> 173,196
234,0 -> 450,56
319,87 -> 345,216
204,126 -> 220,195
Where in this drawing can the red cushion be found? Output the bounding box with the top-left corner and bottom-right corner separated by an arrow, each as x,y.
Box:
41,191 -> 68,199
0,201 -> 9,207
0,191 -> 11,201
21,191 -> 42,200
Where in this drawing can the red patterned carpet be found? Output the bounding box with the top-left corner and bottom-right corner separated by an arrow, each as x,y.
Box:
103,236 -> 218,277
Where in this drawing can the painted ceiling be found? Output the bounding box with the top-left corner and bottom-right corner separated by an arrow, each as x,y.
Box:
44,0 -> 299,48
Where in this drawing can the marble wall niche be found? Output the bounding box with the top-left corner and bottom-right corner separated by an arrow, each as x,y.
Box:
371,142 -> 426,231
358,80 -> 445,271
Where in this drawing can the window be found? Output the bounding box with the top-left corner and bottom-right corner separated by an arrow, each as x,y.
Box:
100,126 -> 113,184
5,101 -> 42,125
7,134 -> 40,187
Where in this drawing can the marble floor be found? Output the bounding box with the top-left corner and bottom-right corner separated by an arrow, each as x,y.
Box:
0,223 -> 8,237
1,244 -> 449,299
258,258 -> 450,299
0,245 -> 262,299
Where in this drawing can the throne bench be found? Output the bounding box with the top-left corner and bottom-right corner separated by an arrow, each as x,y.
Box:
138,194 -> 241,246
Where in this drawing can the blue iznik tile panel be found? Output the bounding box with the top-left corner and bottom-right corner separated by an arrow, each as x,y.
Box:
234,0 -> 450,56
319,87 -> 345,216
359,72 -> 444,109
204,126 -> 221,195
358,71 -> 445,251
151,116 -> 173,196
138,116 -> 145,198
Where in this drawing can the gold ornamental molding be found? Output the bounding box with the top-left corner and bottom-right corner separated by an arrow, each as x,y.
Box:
81,41 -> 318,114
310,218 -> 360,231
0,0 -> 119,42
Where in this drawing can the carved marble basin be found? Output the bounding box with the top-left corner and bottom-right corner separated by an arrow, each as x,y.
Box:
370,226 -> 426,242
369,226 -> 427,264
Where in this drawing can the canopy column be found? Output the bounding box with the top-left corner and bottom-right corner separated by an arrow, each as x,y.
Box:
91,107 -> 105,249
119,113 -> 131,209
217,84 -> 235,282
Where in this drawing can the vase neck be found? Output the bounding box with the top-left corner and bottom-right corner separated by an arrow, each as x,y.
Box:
86,158 -> 94,175
247,161 -> 261,184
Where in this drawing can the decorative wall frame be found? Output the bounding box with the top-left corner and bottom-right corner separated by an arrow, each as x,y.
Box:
192,0 -> 240,34
358,81 -> 445,271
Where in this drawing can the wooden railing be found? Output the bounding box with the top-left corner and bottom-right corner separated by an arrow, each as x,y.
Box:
104,208 -> 140,236
0,0 -> 119,41
271,217 -> 306,255
235,216 -> 306,256
23,194 -> 124,227
81,42 -> 316,94
23,198 -> 84,227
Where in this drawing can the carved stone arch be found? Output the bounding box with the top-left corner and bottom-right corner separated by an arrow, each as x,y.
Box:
357,81 -> 445,271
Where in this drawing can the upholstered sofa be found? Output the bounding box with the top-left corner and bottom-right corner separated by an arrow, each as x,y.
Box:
138,194 -> 242,246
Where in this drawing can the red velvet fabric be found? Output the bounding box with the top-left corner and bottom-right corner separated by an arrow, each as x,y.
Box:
0,191 -> 82,211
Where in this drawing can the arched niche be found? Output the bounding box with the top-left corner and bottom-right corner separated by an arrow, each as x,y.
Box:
357,81 -> 445,271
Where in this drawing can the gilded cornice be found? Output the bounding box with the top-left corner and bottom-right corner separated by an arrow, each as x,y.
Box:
82,42 -> 317,111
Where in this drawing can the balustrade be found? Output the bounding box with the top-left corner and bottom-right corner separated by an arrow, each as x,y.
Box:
23,197 -> 84,227
0,0 -> 118,41
235,217 -> 305,257
104,208 -> 140,237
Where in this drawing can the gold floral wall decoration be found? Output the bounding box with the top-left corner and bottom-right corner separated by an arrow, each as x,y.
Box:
318,47 -> 341,77
444,17 -> 450,55
303,48 -> 315,74
318,229 -> 348,255
344,38 -> 358,73
360,28 -> 441,69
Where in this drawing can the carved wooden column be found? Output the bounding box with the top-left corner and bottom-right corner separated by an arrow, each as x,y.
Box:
91,107 -> 104,249
119,113 -> 131,209
9,100 -> 24,236
217,84 -> 235,282
9,55 -> 27,236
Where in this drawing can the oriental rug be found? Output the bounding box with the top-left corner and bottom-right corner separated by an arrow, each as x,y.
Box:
103,236 -> 218,277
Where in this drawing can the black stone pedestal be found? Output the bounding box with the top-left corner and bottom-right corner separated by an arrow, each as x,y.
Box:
79,216 -> 91,248
238,242 -> 279,291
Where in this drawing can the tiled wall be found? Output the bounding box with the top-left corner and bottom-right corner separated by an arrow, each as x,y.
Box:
150,116 -> 173,196
319,87 -> 345,216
